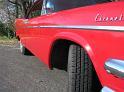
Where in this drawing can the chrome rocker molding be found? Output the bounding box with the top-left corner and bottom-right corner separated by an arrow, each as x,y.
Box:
105,59 -> 124,78
101,86 -> 115,92
28,25 -> 124,32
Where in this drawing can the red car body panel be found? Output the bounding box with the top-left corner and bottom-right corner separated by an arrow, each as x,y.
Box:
16,2 -> 124,92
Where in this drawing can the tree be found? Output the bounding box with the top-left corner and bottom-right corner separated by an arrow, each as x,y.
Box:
7,0 -> 42,18
0,0 -> 42,38
0,0 -> 15,38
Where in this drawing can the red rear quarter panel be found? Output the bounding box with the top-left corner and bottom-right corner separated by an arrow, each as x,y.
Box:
16,2 -> 124,92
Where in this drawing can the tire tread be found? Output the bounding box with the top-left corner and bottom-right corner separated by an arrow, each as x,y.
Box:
68,44 -> 93,92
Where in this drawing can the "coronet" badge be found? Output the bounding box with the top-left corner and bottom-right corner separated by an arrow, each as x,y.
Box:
95,14 -> 123,22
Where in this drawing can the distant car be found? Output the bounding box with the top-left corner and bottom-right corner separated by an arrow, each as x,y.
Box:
15,0 -> 124,92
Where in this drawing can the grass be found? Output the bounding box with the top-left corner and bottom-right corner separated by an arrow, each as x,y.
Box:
0,36 -> 17,45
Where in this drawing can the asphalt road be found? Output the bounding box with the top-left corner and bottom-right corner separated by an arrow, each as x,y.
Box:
0,44 -> 68,92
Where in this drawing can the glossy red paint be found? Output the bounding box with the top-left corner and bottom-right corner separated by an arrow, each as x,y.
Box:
16,1 -> 124,92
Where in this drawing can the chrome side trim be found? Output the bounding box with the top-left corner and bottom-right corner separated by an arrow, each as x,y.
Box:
28,25 -> 124,32
105,59 -> 124,78
101,86 -> 115,92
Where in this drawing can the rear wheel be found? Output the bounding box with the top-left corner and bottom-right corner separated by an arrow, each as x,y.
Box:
19,41 -> 31,55
68,44 -> 96,92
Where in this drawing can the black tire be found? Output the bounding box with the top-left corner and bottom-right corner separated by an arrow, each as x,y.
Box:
19,42 -> 31,55
68,44 -> 93,92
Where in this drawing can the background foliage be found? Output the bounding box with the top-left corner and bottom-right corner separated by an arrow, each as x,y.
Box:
0,0 -> 41,38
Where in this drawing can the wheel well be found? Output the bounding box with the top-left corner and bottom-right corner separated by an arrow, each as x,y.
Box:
50,39 -> 72,71
50,39 -> 102,90
16,36 -> 20,41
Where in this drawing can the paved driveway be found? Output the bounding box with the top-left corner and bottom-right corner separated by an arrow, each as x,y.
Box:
0,44 -> 68,92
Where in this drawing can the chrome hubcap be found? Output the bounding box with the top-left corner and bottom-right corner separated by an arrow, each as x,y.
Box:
19,41 -> 23,53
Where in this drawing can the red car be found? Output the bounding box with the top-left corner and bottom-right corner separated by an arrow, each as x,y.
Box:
16,0 -> 124,92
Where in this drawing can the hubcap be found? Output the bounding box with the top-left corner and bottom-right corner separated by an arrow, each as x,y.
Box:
20,41 -> 23,53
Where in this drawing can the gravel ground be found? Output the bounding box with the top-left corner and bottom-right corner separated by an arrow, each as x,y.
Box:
0,44 -> 68,92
